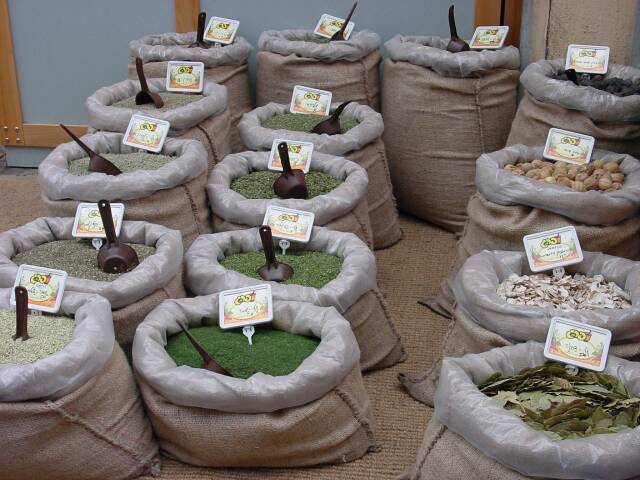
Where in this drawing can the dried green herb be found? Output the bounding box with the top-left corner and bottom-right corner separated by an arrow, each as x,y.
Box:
261,112 -> 359,134
479,362 -> 640,440
230,170 -> 343,199
68,152 -> 174,175
112,92 -> 203,112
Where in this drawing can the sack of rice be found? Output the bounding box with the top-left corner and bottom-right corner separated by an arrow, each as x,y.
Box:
382,35 -> 520,231
133,294 -> 377,467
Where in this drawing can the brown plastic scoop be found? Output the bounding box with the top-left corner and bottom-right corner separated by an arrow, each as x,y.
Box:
189,11 -> 211,49
273,142 -> 308,199
60,124 -> 122,176
13,286 -> 29,341
446,5 -> 470,53
97,199 -> 139,274
178,322 -> 229,375
331,2 -> 358,41
311,101 -> 352,135
566,68 -> 579,85
257,225 -> 293,282
135,57 -> 164,108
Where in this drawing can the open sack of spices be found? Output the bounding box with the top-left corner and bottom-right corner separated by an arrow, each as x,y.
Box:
507,59 -> 640,157
86,77 -> 230,169
0,217 -> 185,348
429,144 -> 640,317
184,226 -> 405,371
382,35 -> 520,232
208,149 -> 373,248
0,289 -> 159,480
129,32 -> 253,152
133,294 -> 376,467
38,132 -> 210,249
401,342 -> 640,480
403,250 -> 640,408
256,30 -> 381,110
238,102 -> 401,248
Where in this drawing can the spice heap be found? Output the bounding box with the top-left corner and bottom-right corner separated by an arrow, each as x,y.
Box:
261,112 -> 359,133
497,273 -> 631,311
504,159 -> 625,192
479,362 -> 640,440
221,250 -> 342,289
12,240 -> 155,282
68,152 -> 174,175
230,170 -> 343,199
0,310 -> 75,364
112,92 -> 204,112
552,72 -> 640,97
165,324 -> 320,378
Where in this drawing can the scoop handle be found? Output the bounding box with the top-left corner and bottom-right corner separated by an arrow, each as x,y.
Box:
14,286 -> 29,341
259,225 -> 278,266
448,5 -> 459,39
196,11 -> 206,43
330,101 -> 351,121
278,141 -> 293,173
60,124 -> 95,158
342,2 -> 357,31
98,199 -> 118,245
135,57 -> 150,93
179,322 -> 215,365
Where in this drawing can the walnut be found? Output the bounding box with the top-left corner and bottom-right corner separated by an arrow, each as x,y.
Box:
603,162 -> 620,173
611,173 -> 625,183
599,177 -> 613,190
571,180 -> 586,192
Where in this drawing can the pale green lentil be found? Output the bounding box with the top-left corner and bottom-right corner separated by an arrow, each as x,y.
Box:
68,152 -> 175,175
261,112 -> 359,133
112,92 -> 204,112
230,170 -> 343,199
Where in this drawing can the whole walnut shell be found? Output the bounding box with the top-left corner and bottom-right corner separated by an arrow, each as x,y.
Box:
599,177 -> 613,190
571,180 -> 586,192
512,168 -> 525,176
557,177 -> 573,188
612,182 -> 623,190
544,176 -> 556,184
611,173 -> 625,183
584,177 -> 599,190
531,159 -> 545,168
575,172 -> 589,182
520,162 -> 534,172
603,162 -> 620,173
540,167 -> 554,178
593,159 -> 605,169
526,168 -> 542,179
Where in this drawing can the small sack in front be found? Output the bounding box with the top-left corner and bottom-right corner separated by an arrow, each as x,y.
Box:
0,217 -> 186,349
129,33 -> 253,152
38,132 -> 210,249
238,102 -> 401,248
507,59 -> 640,157
208,149 -> 373,248
382,35 -> 520,232
403,250 -> 640,407
133,294 -> 377,467
402,343 -> 640,480
429,145 -> 640,317
86,78 -> 231,170
184,227 -> 405,371
0,289 -> 159,480
257,30 -> 381,110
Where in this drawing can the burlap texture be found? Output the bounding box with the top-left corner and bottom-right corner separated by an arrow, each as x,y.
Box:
382,44 -> 519,232
0,345 -> 160,480
176,109 -> 232,170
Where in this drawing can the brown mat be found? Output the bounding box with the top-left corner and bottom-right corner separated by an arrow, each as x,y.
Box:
0,174 -> 456,479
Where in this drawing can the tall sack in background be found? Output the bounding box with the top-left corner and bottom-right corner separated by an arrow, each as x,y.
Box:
507,59 -> 640,157
383,36 -> 519,232
256,30 -> 381,110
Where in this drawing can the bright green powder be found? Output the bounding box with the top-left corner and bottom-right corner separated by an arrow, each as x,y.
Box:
0,310 -> 75,364
230,170 -> 343,199
12,240 -> 155,282
262,112 -> 359,134
220,250 -> 342,289
112,92 -> 204,112
68,152 -> 175,175
165,324 -> 320,378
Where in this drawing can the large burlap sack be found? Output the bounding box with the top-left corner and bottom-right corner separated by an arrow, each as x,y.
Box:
0,217 -> 186,348
208,149 -> 373,248
0,289 -> 159,480
257,30 -> 381,110
38,132 -> 210,249
184,227 -> 405,371
134,294 -> 377,467
409,343 -> 640,479
86,78 -> 230,170
403,250 -> 640,407
128,33 -> 253,152
382,35 -> 520,232
238,102 -> 401,248
429,145 -> 640,317
507,59 -> 640,157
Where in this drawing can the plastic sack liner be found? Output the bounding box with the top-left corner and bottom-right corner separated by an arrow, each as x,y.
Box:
0,289 -> 113,402
435,342 -> 640,480
477,144 -> 640,226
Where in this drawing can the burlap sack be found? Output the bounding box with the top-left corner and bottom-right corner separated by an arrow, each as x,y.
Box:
429,145 -> 640,317
0,217 -> 186,348
0,289 -> 159,480
256,30 -> 381,110
185,227 -> 405,371
128,33 -> 253,152
208,149 -> 373,248
382,35 -> 520,232
133,294 -> 377,467
86,78 -> 230,170
38,132 -> 210,249
238,102 -> 402,248
507,59 -> 640,157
